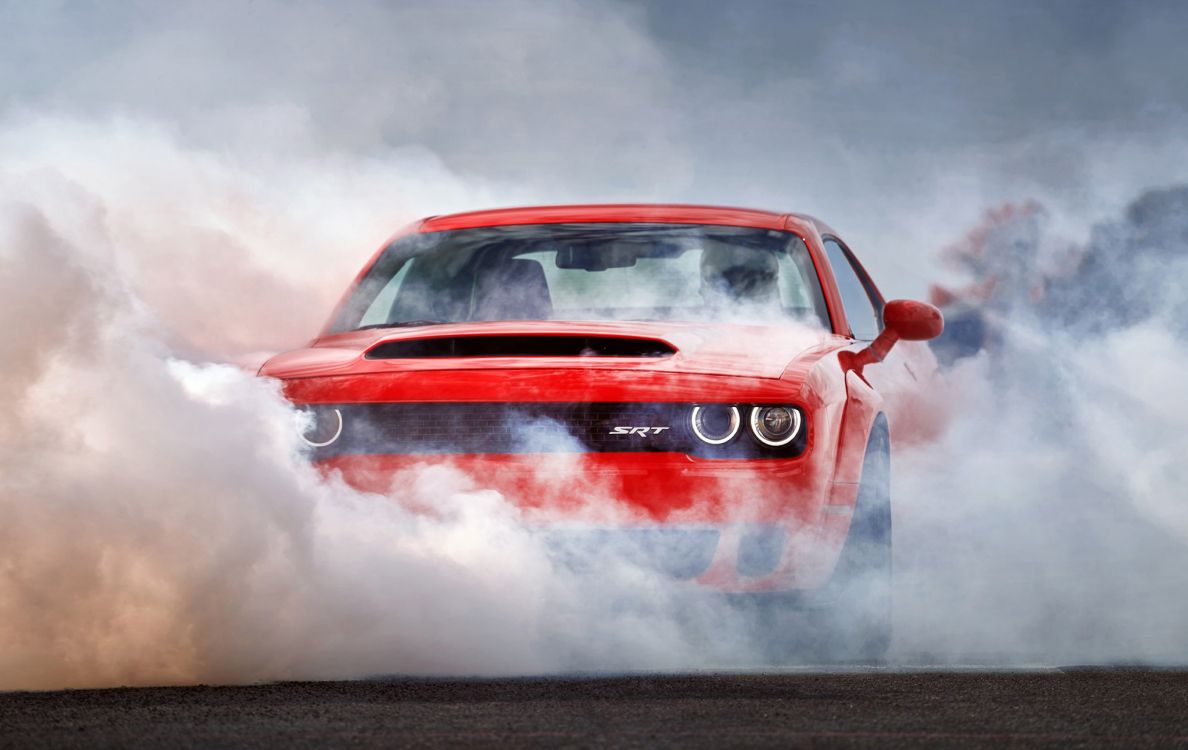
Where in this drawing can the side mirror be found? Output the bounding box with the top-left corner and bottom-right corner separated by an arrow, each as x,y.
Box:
883,299 -> 944,341
843,299 -> 944,372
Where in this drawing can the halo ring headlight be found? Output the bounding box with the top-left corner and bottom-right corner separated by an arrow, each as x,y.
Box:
300,407 -> 343,447
690,405 -> 741,445
749,406 -> 802,447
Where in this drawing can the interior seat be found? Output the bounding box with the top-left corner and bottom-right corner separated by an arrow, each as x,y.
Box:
471,258 -> 553,320
699,244 -> 781,307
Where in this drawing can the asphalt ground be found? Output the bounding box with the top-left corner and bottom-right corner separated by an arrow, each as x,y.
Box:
1,670 -> 1186,749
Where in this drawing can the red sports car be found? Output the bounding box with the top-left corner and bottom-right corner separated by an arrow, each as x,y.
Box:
260,204 -> 943,658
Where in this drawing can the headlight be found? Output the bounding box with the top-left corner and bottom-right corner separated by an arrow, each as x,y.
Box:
690,404 -> 741,445
299,406 -> 343,447
749,406 -> 801,447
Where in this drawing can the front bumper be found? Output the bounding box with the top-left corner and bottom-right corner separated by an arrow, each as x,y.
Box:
316,451 -> 855,592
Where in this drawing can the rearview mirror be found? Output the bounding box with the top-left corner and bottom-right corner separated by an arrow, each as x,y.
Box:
555,245 -> 638,271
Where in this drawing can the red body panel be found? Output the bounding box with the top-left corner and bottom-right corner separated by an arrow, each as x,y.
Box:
419,204 -> 792,232
263,204 -> 941,593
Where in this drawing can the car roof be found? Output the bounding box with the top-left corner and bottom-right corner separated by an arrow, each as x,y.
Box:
416,203 -> 838,239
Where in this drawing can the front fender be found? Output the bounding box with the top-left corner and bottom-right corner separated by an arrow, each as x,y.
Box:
833,363 -> 885,486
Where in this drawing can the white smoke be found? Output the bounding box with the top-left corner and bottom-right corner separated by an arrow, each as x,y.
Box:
2,0 -> 1188,691
0,114 -> 529,359
0,184 -> 746,690
892,198 -> 1188,665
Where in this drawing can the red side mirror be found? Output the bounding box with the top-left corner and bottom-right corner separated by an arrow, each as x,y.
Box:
883,299 -> 944,341
842,299 -> 944,373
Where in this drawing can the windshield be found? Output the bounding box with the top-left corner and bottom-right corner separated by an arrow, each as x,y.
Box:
329,223 -> 830,332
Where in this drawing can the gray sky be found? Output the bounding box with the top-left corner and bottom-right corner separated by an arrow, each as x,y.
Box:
3,0 -> 1187,295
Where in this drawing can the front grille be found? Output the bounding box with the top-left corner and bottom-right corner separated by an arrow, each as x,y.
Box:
309,402 -> 806,458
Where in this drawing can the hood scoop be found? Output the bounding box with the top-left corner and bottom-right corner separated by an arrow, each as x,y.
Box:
365,334 -> 677,360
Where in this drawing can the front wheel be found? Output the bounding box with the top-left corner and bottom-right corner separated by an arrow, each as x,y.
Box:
812,416 -> 892,660
750,417 -> 893,663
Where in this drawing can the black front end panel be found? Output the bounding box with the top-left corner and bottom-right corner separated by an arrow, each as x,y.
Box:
303,402 -> 807,459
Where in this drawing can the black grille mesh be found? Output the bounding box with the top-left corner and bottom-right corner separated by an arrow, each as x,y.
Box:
310,402 -> 805,458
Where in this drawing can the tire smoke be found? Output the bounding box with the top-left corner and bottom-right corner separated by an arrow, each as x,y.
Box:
0,119 -> 756,690
894,193 -> 1188,664
3,0 -> 1188,691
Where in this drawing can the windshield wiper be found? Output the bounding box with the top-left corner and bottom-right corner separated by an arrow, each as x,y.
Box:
353,320 -> 451,331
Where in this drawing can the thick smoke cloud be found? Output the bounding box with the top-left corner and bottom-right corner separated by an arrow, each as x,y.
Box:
0,178 -> 761,689
0,114 -> 528,358
6,1 -> 1188,297
1,0 -> 1187,688
895,189 -> 1188,663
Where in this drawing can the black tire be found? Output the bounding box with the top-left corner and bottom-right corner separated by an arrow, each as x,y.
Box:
813,415 -> 893,660
747,417 -> 892,664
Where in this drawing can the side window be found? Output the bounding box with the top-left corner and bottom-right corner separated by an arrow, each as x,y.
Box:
823,239 -> 881,340
358,260 -> 412,326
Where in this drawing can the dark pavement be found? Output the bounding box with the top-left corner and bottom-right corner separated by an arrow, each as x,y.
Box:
2,670 -> 1186,748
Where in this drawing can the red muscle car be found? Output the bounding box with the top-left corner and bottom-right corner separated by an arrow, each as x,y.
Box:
260,204 -> 943,659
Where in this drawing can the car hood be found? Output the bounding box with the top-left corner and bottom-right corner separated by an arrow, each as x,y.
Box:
259,320 -> 838,381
